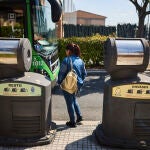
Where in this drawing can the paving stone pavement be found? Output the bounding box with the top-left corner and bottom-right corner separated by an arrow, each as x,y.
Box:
0,121 -> 132,150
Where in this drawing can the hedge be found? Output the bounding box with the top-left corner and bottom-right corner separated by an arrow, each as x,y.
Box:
58,34 -> 108,68
64,24 -> 116,37
0,26 -> 24,38
64,23 -> 150,40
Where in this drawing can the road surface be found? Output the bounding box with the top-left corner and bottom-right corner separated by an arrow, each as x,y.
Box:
52,70 -> 107,121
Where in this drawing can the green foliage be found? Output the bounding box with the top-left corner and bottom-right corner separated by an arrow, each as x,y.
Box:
0,25 -> 24,38
64,24 -> 116,38
58,34 -> 109,68
64,24 -> 146,39
117,24 -> 136,38
0,26 -> 12,37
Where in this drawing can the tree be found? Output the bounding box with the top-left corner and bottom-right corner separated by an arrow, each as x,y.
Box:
129,0 -> 150,37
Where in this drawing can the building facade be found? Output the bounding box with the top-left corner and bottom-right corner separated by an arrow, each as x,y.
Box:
76,10 -> 106,26
56,0 -> 76,38
63,0 -> 77,25
57,1 -> 107,38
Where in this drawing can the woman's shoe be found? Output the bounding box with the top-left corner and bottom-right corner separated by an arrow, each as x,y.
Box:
66,121 -> 77,128
76,116 -> 83,125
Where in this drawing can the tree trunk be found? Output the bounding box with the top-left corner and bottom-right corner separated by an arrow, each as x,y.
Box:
136,15 -> 145,38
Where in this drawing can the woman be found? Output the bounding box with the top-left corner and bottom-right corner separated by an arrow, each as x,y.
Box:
57,43 -> 87,127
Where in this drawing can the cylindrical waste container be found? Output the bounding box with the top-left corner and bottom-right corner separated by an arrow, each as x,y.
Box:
104,38 -> 149,80
0,72 -> 55,146
95,38 -> 150,149
0,38 -> 32,78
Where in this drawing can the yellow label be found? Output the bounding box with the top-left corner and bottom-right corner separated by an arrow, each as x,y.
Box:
0,83 -> 41,96
112,84 -> 150,99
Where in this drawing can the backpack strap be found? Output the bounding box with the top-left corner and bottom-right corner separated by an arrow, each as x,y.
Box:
70,57 -> 73,70
67,57 -> 73,70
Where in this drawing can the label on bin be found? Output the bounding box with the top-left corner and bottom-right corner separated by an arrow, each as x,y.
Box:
0,83 -> 41,96
112,84 -> 150,99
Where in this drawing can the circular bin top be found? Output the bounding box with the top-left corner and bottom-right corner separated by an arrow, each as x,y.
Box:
104,38 -> 150,80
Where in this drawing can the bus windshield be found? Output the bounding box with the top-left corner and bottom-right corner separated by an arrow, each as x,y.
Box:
32,0 -> 57,53
0,0 -> 25,38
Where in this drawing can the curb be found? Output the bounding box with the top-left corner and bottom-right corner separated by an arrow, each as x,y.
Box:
87,69 -> 107,75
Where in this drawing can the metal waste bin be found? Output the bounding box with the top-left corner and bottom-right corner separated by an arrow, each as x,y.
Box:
95,38 -> 150,149
0,38 -> 32,78
104,38 -> 149,80
0,72 -> 55,146
0,38 -> 55,146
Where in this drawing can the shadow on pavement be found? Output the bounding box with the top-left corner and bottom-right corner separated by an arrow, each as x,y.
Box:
64,131 -> 123,150
144,71 -> 150,77
56,123 -> 69,132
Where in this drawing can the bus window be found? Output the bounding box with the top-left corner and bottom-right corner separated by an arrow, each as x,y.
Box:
31,0 -> 60,76
32,0 -> 57,45
0,2 -> 25,38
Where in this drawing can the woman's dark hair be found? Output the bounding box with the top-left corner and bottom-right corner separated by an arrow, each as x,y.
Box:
66,43 -> 81,57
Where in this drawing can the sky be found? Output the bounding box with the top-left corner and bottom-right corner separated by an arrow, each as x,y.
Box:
74,0 -> 141,26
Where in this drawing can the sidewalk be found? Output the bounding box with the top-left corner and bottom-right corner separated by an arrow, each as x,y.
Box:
0,121 -> 125,150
